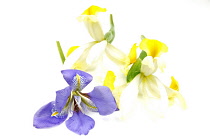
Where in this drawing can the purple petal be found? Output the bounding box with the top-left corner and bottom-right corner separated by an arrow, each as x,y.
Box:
65,111 -> 95,135
33,101 -> 67,128
88,86 -> 117,115
61,69 -> 93,91
55,86 -> 72,113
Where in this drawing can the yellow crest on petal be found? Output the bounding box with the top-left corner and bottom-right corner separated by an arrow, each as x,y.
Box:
51,111 -> 59,116
170,76 -> 179,91
66,46 -> 80,57
103,71 -> 116,91
82,5 -> 106,15
128,43 -> 139,64
140,38 -> 168,58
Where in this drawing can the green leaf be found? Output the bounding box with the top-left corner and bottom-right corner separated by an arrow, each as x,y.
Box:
139,50 -> 147,60
56,41 -> 65,64
126,58 -> 142,83
104,14 -> 115,44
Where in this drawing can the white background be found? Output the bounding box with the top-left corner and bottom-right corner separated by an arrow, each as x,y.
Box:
1,0 -> 210,139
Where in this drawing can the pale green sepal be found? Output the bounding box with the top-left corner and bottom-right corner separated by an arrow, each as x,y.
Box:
139,50 -> 147,60
104,14 -> 115,44
126,58 -> 142,83
56,41 -> 65,64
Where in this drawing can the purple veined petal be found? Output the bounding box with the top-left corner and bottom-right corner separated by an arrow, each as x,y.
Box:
65,111 -> 95,135
55,86 -> 72,113
33,101 -> 68,128
61,69 -> 93,91
88,86 -> 117,115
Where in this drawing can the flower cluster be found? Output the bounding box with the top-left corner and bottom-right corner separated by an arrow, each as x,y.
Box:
33,5 -> 186,135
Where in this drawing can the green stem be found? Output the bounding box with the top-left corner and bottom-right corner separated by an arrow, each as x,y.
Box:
56,41 -> 65,64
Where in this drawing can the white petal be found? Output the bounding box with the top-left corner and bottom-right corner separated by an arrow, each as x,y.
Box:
105,44 -> 130,66
119,75 -> 140,120
86,40 -> 107,65
139,75 -> 168,118
154,57 -> 166,72
141,56 -> 158,76
63,42 -> 96,70
82,16 -> 104,41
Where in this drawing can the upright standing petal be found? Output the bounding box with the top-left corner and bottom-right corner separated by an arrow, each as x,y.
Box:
141,56 -> 158,76
88,86 -> 117,115
65,111 -> 95,135
78,5 -> 106,41
61,69 -> 93,90
33,101 -> 68,128
55,86 -> 72,113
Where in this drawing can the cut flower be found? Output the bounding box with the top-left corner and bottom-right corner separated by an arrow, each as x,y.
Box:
33,69 -> 117,135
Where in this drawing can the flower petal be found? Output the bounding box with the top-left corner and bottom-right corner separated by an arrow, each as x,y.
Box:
140,38 -> 168,58
103,71 -> 116,91
55,86 -> 72,113
165,86 -> 187,109
33,101 -> 67,128
61,69 -> 93,91
141,56 -> 158,76
140,75 -> 162,98
88,86 -> 117,115
83,18 -> 105,41
63,41 -> 96,70
154,57 -> 166,72
119,75 -> 140,119
105,43 -> 130,66
169,76 -> 179,91
128,43 -> 139,64
65,111 -> 95,135
78,5 -> 106,41
140,75 -> 169,117
66,46 -> 80,57
86,40 -> 107,65
81,5 -> 106,16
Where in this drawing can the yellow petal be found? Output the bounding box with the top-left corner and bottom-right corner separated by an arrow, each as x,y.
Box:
66,46 -> 80,57
82,5 -> 106,15
140,38 -> 168,58
103,71 -> 116,91
128,43 -> 139,64
170,76 -> 179,91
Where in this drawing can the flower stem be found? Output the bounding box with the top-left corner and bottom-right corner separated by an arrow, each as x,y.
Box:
56,41 -> 65,64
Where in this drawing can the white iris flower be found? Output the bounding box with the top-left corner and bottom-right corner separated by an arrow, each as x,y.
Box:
119,37 -> 186,119
63,6 -> 130,98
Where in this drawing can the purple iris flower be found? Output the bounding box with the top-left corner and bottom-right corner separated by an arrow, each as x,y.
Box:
33,69 -> 117,135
